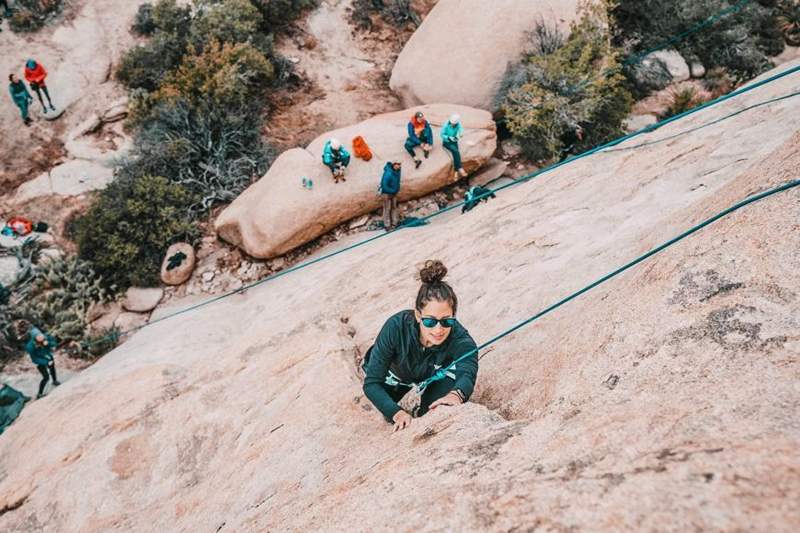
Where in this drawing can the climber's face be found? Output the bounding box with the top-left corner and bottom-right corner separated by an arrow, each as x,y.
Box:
415,299 -> 455,347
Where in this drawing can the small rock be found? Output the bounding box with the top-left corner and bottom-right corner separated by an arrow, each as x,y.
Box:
89,302 -> 123,334
39,248 -> 64,265
501,139 -> 522,159
161,243 -> 196,286
349,215 -> 370,229
690,62 -> 706,79
0,256 -> 21,286
287,56 -> 301,64
603,374 -> 620,390
642,50 -> 690,82
625,114 -> 659,133
122,287 -> 164,312
202,271 -> 215,283
270,257 -> 286,271
114,312 -> 149,332
70,113 -> 102,138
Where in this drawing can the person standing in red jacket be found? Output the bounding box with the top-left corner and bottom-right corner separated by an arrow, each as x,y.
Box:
24,59 -> 56,114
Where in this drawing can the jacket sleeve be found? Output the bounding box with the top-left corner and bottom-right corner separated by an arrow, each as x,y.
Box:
407,122 -> 417,142
322,146 -> 333,165
424,123 -> 433,144
363,318 -> 402,421
455,123 -> 464,140
450,336 -> 479,400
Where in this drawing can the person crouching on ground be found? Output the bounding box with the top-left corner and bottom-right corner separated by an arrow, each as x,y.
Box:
405,111 -> 433,169
362,260 -> 479,431
8,73 -> 33,126
380,160 -> 402,230
441,113 -> 468,179
322,137 -> 351,183
24,59 -> 56,114
17,321 -> 61,399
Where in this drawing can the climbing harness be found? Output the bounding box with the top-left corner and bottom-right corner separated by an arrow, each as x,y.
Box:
385,364 -> 456,390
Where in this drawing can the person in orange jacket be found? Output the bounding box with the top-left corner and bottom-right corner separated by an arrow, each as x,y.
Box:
24,59 -> 56,114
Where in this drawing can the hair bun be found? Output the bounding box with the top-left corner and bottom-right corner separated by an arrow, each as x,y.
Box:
419,260 -> 448,284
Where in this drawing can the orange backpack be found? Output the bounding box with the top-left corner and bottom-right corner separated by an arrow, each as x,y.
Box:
352,136 -> 372,161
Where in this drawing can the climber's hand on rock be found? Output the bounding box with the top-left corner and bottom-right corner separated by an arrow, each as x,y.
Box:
430,391 -> 463,410
392,410 -> 412,432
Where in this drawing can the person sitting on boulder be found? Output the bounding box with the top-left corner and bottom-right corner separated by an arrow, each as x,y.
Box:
17,321 -> 61,399
24,59 -> 56,114
441,113 -> 468,179
404,111 -> 433,169
322,138 -> 351,183
380,160 -> 402,230
8,73 -> 33,126
362,260 -> 479,432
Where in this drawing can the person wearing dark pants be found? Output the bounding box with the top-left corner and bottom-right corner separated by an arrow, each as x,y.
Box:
404,111 -> 433,169
379,160 -> 402,229
24,59 -> 56,114
362,260 -> 479,431
23,324 -> 61,399
8,73 -> 33,126
441,113 -> 467,179
322,137 -> 351,183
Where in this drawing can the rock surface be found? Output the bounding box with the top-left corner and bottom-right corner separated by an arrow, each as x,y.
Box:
642,49 -> 691,83
1,61 -> 799,533
13,160 -> 115,202
161,243 -> 196,286
122,287 -> 164,313
216,104 -> 497,258
390,0 -> 581,110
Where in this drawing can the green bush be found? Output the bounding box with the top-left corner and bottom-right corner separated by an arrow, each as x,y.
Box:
776,0 -> 800,45
249,0 -> 319,28
350,0 -> 420,30
151,0 -> 192,36
74,175 -> 199,289
119,99 -> 273,211
498,6 -> 633,162
190,0 -> 273,55
132,3 -> 157,36
116,32 -> 189,92
660,85 -> 710,119
612,0 -> 782,84
8,0 -> 64,32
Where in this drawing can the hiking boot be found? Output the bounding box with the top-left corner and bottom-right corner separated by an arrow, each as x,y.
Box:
53,380 -> 61,386
36,392 -> 45,399
424,150 -> 430,159
50,104 -> 56,112
414,159 -> 422,169
42,107 -> 48,114
24,118 -> 32,126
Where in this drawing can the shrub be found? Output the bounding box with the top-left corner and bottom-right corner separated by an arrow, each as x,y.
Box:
190,0 -> 273,55
118,99 -> 273,211
499,6 -> 633,162
116,32 -> 189,91
350,0 -> 420,30
74,175 -> 199,289
249,0 -> 319,28
660,85 -> 710,119
612,0 -> 781,85
8,0 -> 64,32
132,3 -> 157,36
157,40 -> 275,111
776,0 -> 800,45
527,17 -> 565,56
151,0 -> 192,36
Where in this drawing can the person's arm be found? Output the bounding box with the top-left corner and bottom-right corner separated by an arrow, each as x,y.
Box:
322,146 -> 333,166
363,319 -> 402,420
455,122 -> 464,140
407,122 -> 418,143
424,123 -> 433,145
450,337 -> 479,400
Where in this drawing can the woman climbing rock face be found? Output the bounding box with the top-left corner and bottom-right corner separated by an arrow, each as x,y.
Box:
361,260 -> 479,432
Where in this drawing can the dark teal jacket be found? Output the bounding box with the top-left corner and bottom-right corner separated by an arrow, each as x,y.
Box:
25,328 -> 56,366
363,310 -> 479,420
380,162 -> 401,195
406,120 -> 433,146
8,81 -> 31,107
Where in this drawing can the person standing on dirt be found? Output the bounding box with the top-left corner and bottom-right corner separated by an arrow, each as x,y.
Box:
379,160 -> 402,230
441,113 -> 468,179
24,59 -> 56,114
404,111 -> 433,169
322,138 -> 351,183
8,73 -> 33,126
361,260 -> 479,432
17,321 -> 61,399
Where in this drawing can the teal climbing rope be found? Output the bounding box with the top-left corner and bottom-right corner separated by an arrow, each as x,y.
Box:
416,179 -> 800,391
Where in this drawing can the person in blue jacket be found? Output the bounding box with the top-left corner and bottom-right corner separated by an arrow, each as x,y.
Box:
379,160 -> 402,229
362,260 -> 479,432
404,111 -> 433,169
441,113 -> 468,179
322,138 -> 351,183
8,74 -> 33,126
19,322 -> 61,399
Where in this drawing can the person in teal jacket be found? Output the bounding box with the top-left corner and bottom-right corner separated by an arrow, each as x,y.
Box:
8,74 -> 33,126
21,322 -> 61,399
441,113 -> 467,178
362,260 -> 479,432
322,138 -> 351,183
379,161 -> 402,229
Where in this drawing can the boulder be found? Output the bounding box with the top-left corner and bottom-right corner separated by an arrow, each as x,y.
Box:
160,243 -> 196,286
468,158 -> 508,188
625,114 -> 659,132
88,302 -> 123,334
71,113 -> 103,138
690,61 -> 707,79
215,104 -> 497,258
641,50 -> 691,83
113,312 -> 149,332
389,0 -> 581,110
101,97 -> 129,123
13,160 -> 114,202
122,287 -> 164,313
0,257 -> 20,286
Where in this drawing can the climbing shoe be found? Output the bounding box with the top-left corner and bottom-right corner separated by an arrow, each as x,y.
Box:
414,159 -> 422,169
